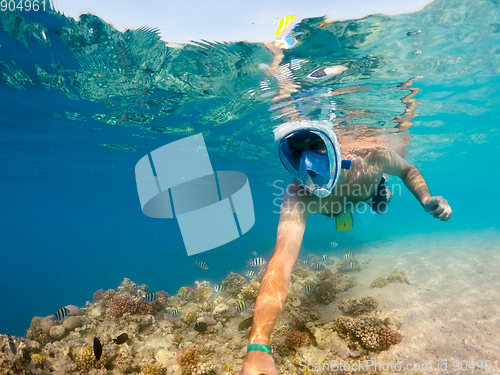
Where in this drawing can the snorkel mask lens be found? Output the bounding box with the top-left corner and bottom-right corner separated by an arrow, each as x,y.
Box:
279,130 -> 336,197
274,120 -> 349,199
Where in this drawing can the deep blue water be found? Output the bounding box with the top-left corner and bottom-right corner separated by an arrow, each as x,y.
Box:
1,0 -> 499,337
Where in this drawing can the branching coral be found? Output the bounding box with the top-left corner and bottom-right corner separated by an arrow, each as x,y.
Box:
292,307 -> 320,331
177,347 -> 200,374
107,295 -> 155,317
239,282 -> 260,301
292,266 -> 312,278
141,363 -> 166,375
75,346 -> 106,371
107,295 -> 138,317
118,278 -> 138,294
313,280 -> 337,304
31,353 -> 44,366
339,297 -> 379,316
222,272 -> 247,298
177,286 -> 194,301
332,316 -> 403,351
193,287 -> 211,302
317,268 -> 335,282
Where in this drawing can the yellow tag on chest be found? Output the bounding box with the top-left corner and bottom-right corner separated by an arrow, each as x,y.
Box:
336,213 -> 353,232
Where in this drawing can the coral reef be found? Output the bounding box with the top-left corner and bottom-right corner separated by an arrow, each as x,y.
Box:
75,345 -> 107,371
387,270 -> 410,284
177,347 -> 215,375
107,295 -> 156,317
222,272 -> 247,298
339,297 -> 379,316
2,256 -> 404,375
314,280 -> 337,304
26,316 -> 50,347
93,288 -> 105,302
370,275 -> 389,288
332,316 -> 403,351
238,281 -> 260,301
284,330 -> 311,351
141,363 -> 167,375
371,270 -> 410,288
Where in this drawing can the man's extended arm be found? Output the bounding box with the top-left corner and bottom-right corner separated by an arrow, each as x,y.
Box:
240,182 -> 308,374
382,149 -> 452,221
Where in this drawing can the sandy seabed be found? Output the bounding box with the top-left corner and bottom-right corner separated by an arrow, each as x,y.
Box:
335,229 -> 500,374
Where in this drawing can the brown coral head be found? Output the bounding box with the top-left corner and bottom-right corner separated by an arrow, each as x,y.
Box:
284,330 -> 311,350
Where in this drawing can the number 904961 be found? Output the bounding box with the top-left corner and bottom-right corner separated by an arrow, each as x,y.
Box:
1,0 -> 46,12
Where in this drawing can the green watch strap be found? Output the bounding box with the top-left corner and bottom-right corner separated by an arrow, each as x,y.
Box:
247,344 -> 273,354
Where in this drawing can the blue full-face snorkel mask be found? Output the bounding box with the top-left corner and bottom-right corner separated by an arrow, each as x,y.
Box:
274,120 -> 351,198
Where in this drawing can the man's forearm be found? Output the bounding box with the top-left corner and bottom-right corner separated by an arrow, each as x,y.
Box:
403,165 -> 432,205
248,254 -> 294,345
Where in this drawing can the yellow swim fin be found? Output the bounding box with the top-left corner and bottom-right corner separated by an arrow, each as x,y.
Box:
336,213 -> 354,232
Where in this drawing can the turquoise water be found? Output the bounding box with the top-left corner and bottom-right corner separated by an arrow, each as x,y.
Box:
1,0 -> 499,338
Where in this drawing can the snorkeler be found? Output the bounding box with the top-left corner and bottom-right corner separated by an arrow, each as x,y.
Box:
240,50 -> 452,375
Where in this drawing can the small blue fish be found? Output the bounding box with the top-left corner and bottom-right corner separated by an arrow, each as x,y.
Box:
236,301 -> 248,314
246,257 -> 266,267
54,307 -> 69,322
196,261 -> 209,270
142,292 -> 158,303
170,308 -> 181,318
343,252 -> 353,260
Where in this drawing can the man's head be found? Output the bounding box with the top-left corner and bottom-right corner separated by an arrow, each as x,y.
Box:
274,120 -> 350,198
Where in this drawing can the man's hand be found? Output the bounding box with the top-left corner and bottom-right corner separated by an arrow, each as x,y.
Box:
423,196 -> 452,221
240,351 -> 278,375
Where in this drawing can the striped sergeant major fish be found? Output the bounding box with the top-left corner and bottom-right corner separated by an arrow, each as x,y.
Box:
236,301 -> 248,314
170,308 -> 181,319
343,252 -> 353,260
320,255 -> 330,261
245,270 -> 256,278
142,292 -> 158,303
196,261 -> 209,270
212,284 -> 226,293
54,307 -> 70,322
302,284 -> 316,294
310,263 -> 325,271
246,257 -> 266,267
